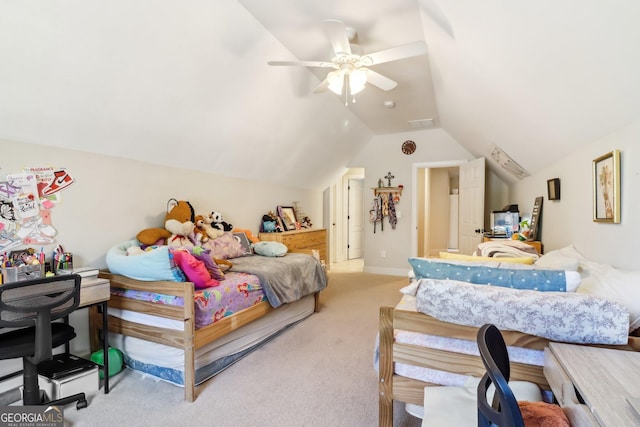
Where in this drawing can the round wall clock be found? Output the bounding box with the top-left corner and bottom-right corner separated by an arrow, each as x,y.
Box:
401,140 -> 416,155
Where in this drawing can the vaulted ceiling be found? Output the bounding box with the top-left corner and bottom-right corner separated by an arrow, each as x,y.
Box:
1,1 -> 639,189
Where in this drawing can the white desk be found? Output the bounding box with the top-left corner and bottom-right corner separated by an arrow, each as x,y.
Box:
544,342 -> 640,426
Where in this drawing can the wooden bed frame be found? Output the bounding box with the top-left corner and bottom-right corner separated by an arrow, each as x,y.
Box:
378,306 -> 640,427
89,271 -> 321,402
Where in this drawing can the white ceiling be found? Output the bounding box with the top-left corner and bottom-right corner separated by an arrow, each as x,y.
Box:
2,1 -> 640,188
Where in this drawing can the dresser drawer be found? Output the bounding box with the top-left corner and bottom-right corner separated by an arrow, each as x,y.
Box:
80,277 -> 110,306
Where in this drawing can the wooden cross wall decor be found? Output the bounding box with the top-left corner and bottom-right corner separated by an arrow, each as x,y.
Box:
385,172 -> 394,187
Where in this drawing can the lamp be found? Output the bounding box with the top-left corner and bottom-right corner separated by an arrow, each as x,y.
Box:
327,66 -> 368,104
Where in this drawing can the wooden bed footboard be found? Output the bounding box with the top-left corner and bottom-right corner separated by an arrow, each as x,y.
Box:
378,306 -> 640,427
89,271 -> 321,402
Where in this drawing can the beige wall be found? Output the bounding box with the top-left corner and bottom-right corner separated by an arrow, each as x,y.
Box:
349,128 -> 474,275
510,118 -> 640,269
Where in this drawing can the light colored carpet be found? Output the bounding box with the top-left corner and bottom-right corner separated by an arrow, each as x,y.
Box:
62,268 -> 421,427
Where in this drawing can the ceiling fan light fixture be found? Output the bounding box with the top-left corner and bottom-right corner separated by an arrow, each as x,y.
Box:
268,20 -> 429,103
327,70 -> 344,95
349,68 -> 367,94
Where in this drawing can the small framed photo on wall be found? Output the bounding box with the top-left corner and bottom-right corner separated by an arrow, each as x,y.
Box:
592,149 -> 621,223
547,178 -> 560,201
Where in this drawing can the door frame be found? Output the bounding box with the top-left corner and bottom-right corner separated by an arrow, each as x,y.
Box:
347,178 -> 364,259
411,160 -> 467,258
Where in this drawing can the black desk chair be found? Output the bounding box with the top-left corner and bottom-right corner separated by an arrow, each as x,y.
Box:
0,274 -> 88,409
476,324 -> 524,427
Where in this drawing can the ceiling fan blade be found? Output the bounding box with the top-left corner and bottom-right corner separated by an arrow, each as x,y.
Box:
366,69 -> 398,91
324,19 -> 352,56
362,41 -> 427,66
268,60 -> 335,68
313,78 -> 330,93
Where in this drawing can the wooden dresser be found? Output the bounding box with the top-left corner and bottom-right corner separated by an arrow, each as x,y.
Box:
259,228 -> 328,268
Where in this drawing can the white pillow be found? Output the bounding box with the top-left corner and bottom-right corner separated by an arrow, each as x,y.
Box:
564,271 -> 581,292
535,252 -> 580,271
577,258 -> 640,331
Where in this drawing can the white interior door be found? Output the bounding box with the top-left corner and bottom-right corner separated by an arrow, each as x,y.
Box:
347,179 -> 364,259
459,158 -> 485,255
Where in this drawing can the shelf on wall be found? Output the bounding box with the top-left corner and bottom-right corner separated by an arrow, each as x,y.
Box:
372,187 -> 403,196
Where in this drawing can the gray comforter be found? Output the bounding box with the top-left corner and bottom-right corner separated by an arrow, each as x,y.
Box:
229,253 -> 327,308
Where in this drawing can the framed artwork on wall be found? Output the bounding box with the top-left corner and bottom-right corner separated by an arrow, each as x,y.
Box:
593,149 -> 621,223
547,178 -> 560,201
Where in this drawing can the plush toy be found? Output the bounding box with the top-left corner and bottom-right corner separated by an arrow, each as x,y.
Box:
208,211 -> 233,232
214,258 -> 233,271
194,214 -> 224,243
193,215 -> 208,243
137,199 -> 195,248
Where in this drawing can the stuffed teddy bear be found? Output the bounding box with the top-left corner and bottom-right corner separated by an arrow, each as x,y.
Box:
137,199 -> 195,248
193,215 -> 208,243
193,214 -> 224,243
208,211 -> 233,232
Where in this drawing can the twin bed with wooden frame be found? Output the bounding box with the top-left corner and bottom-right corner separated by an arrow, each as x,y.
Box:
378,307 -> 640,426
89,250 -> 325,402
378,247 -> 640,426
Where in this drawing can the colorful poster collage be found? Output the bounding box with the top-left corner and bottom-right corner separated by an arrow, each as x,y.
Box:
0,167 -> 75,251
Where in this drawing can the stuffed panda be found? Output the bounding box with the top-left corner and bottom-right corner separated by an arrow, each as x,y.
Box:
208,211 -> 233,232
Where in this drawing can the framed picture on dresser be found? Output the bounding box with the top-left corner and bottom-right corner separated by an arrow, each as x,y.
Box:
528,197 -> 543,241
277,206 -> 297,231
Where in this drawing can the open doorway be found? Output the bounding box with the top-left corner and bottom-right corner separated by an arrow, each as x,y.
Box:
411,159 -> 486,257
329,168 -> 365,265
411,159 -> 510,257
415,165 -> 461,257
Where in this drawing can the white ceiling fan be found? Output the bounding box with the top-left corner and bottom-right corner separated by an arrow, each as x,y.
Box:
268,20 -> 428,105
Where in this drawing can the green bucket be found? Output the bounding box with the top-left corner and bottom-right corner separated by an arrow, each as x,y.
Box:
90,347 -> 124,379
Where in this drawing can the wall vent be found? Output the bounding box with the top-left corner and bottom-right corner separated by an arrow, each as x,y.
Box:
408,118 -> 434,128
489,144 -> 530,179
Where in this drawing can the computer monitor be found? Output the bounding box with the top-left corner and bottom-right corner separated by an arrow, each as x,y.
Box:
490,211 -> 520,236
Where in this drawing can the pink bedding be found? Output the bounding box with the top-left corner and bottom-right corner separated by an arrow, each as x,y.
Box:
110,271 -> 266,329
